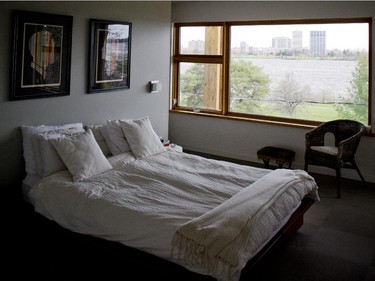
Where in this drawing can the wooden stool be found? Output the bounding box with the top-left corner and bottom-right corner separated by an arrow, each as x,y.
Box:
257,146 -> 295,169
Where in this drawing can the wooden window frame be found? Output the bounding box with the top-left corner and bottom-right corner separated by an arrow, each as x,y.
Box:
172,22 -> 226,114
171,18 -> 373,133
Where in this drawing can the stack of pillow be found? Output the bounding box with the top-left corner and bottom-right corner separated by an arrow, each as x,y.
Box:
21,116 -> 166,182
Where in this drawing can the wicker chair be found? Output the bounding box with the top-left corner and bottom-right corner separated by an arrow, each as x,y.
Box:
304,119 -> 366,198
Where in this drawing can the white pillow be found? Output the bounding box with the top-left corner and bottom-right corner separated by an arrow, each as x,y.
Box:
21,123 -> 84,175
50,129 -> 112,182
120,116 -> 166,159
32,127 -> 86,177
100,120 -> 131,155
85,125 -> 111,156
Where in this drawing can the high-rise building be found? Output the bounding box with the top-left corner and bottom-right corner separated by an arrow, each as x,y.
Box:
292,30 -> 303,50
240,41 -> 248,53
310,31 -> 326,55
272,37 -> 292,49
188,40 -> 205,53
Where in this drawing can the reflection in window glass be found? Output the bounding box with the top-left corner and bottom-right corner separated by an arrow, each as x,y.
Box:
229,23 -> 369,124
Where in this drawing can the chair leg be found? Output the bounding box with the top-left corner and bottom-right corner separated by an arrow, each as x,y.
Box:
351,160 -> 366,186
336,168 -> 341,198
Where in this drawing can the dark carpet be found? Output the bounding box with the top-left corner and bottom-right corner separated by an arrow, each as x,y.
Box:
251,172 -> 375,281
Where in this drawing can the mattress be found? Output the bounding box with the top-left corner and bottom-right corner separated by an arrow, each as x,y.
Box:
26,150 -> 319,281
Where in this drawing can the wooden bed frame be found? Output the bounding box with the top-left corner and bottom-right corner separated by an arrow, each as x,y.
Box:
24,196 -> 314,280
239,196 -> 314,280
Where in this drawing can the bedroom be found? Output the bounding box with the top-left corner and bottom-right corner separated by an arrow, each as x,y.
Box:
0,1 -> 374,280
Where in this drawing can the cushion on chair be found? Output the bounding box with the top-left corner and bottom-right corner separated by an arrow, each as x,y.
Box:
311,146 -> 338,156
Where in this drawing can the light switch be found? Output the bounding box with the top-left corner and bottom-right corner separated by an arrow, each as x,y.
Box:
150,80 -> 162,93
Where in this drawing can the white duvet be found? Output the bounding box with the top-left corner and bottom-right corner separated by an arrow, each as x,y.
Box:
28,150 -> 319,281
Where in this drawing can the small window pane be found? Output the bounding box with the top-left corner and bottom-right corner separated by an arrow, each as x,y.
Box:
178,62 -> 222,111
229,23 -> 369,125
180,26 -> 223,55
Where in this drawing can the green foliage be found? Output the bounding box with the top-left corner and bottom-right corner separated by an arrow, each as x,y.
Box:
180,60 -> 270,109
336,53 -> 368,124
179,64 -> 204,107
230,60 -> 270,111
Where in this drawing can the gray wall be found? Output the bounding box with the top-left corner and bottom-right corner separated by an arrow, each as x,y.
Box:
0,1 -> 171,187
1,1 -> 374,190
170,1 -> 375,183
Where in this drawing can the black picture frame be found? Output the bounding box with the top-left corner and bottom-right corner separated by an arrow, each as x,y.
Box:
88,19 -> 132,93
10,10 -> 73,101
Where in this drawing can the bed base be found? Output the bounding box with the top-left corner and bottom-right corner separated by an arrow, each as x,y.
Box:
25,197 -> 314,280
239,197 -> 314,280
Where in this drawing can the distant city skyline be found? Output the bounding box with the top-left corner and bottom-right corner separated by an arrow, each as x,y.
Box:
232,24 -> 368,51
181,23 -> 369,51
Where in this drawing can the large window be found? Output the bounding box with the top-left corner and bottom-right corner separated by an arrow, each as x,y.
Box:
172,19 -> 371,129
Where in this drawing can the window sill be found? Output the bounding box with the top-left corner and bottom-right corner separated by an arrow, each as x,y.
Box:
170,109 -> 374,136
170,109 -> 316,129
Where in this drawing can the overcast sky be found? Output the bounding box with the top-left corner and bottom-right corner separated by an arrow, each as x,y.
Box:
181,22 -> 369,51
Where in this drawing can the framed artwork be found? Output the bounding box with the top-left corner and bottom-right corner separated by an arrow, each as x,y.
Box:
10,10 -> 73,101
88,19 -> 132,93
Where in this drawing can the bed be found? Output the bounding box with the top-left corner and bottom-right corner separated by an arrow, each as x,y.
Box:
21,116 -> 319,281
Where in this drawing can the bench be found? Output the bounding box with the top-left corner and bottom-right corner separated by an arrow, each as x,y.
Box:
257,146 -> 295,169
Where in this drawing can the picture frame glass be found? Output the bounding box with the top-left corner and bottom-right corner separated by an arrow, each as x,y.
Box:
10,10 -> 72,100
22,23 -> 63,88
89,19 -> 131,93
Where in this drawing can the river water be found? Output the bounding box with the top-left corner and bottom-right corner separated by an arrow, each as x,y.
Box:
242,58 -> 357,101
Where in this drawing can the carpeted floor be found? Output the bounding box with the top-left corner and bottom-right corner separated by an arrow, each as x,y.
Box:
6,166 -> 375,281
251,172 -> 375,281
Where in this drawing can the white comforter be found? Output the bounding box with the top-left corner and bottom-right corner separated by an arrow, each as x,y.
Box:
28,150 -> 319,280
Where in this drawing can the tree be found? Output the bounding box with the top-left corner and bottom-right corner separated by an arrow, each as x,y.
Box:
336,53 -> 368,124
180,60 -> 270,110
230,60 -> 269,111
273,72 -> 310,116
179,64 -> 204,107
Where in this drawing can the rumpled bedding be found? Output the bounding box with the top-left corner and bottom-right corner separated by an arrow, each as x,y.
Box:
27,150 -> 319,281
172,169 -> 318,281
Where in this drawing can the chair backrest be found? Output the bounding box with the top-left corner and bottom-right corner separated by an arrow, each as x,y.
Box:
318,119 -> 366,146
306,119 -> 366,146
311,119 -> 366,160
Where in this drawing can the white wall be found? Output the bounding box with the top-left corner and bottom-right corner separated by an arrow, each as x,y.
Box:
0,1 -> 171,187
170,1 -> 375,183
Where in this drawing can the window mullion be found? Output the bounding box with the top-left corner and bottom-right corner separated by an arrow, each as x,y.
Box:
222,23 -> 230,115
174,55 -> 223,64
